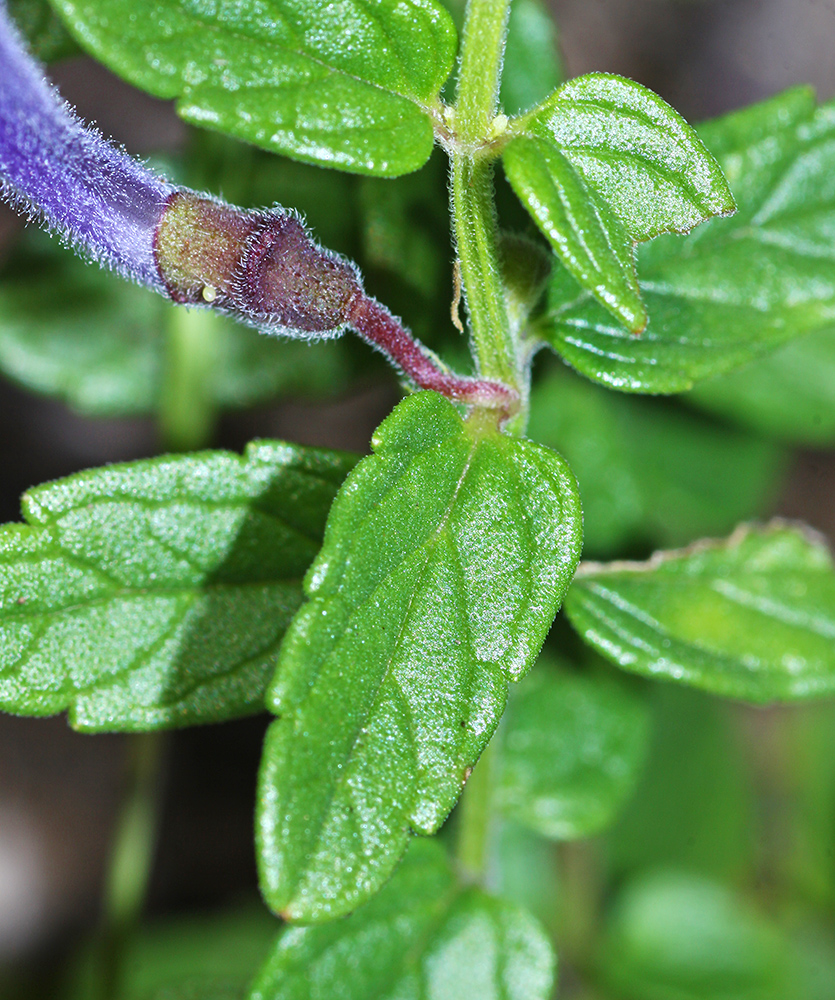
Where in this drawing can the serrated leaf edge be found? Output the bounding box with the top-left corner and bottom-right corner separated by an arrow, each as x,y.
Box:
573,517 -> 832,579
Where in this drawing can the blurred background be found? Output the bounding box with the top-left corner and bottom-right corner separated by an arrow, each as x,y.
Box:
1,0 -> 835,997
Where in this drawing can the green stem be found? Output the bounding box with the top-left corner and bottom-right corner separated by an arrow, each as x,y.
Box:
456,735 -> 499,884
452,0 -> 524,431
451,155 -> 518,393
456,0 -> 512,144
97,733 -> 165,1000
158,306 -> 221,451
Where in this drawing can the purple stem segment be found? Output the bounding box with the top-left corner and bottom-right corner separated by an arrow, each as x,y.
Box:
0,2 -> 517,415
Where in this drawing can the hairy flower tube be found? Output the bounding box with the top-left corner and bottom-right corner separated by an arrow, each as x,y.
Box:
0,2 -> 518,415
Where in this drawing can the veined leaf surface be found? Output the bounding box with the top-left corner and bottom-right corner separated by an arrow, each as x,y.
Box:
504,73 -> 734,332
257,392 -> 582,922
250,840 -> 555,1000
543,88 -> 835,392
0,443 -> 355,730
51,0 -> 457,175
565,522 -> 835,703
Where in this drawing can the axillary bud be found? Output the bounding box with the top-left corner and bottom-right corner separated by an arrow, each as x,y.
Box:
153,191 -> 362,336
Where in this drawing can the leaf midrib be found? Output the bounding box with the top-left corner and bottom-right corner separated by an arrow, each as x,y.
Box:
117,2 -> 442,114
0,579 -> 298,700
0,572 -> 302,624
546,124 -> 835,323
583,573 -> 835,643
574,584 -> 835,694
287,432 -> 481,897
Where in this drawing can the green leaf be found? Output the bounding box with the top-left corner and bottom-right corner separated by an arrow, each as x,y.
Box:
565,522 -> 835,704
542,87 -> 835,393
9,0 -> 78,61
0,235 -> 350,417
499,0 -> 562,117
65,905 -> 276,1000
687,329 -> 835,446
257,391 -> 583,922
527,364 -> 786,555
496,657 -> 649,840
504,73 -> 734,332
50,0 -> 457,176
606,685 -> 756,882
600,872 -> 790,1000
504,136 -> 648,333
249,840 -> 556,1000
0,442 -> 356,731
143,990 -> 242,1000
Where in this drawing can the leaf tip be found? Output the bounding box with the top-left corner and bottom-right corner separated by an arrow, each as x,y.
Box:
618,298 -> 648,336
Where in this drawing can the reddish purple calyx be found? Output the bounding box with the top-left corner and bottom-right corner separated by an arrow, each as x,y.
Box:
154,193 -> 360,335
154,192 -> 519,417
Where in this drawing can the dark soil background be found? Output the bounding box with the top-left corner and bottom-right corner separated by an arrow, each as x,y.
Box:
1,0 -> 834,989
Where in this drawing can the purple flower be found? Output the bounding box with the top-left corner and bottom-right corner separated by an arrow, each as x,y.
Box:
0,1 -> 172,289
0,1 -> 517,415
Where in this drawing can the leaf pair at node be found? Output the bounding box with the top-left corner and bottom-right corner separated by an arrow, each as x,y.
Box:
503,73 -> 736,335
541,87 -> 835,393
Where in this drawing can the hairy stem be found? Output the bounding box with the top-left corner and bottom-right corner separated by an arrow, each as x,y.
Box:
452,0 -> 523,429
455,0 -> 512,145
349,294 -> 518,415
451,156 -> 519,392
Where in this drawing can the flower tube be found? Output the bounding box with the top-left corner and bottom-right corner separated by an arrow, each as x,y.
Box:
0,2 -> 517,413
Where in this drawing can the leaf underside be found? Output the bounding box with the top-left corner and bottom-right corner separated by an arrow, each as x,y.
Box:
0,442 -> 355,731
50,0 -> 458,175
544,87 -> 835,393
566,522 -> 835,704
257,392 -> 583,922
